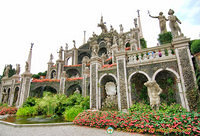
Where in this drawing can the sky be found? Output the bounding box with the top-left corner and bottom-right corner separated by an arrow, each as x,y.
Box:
0,0 -> 199,75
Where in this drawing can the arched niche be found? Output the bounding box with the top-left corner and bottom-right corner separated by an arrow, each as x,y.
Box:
99,74 -> 117,110
65,84 -> 82,97
66,69 -> 81,78
129,72 -> 149,104
30,86 -> 57,98
154,70 -> 180,105
78,52 -> 91,64
13,87 -> 19,105
50,70 -> 56,79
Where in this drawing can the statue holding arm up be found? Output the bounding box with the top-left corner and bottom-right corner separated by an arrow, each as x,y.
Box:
148,11 -> 168,34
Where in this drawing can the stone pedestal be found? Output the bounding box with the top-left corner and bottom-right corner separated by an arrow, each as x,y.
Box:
90,56 -> 101,110
172,37 -> 197,111
56,60 -> 64,79
116,52 -> 130,110
17,72 -> 32,107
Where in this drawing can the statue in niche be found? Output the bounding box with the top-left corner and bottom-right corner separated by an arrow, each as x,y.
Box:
58,46 -> 63,60
4,65 -> 10,77
98,16 -> 108,33
52,71 -> 56,79
168,9 -> 183,38
25,61 -> 29,72
102,82 -> 118,110
91,41 -> 99,57
148,11 -> 168,34
74,88 -> 80,94
134,18 -> 138,28
119,24 -> 124,33
144,80 -> 163,110
101,53 -> 107,65
16,64 -> 20,75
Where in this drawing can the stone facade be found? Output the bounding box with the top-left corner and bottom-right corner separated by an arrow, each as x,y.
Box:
0,16 -> 197,112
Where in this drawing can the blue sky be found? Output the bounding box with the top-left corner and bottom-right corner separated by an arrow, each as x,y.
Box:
0,0 -> 199,75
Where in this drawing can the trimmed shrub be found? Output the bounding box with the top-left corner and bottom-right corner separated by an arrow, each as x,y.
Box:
158,32 -> 172,44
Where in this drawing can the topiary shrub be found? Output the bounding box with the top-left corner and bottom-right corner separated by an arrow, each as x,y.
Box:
140,38 -> 147,49
191,39 -> 200,55
158,32 -> 172,44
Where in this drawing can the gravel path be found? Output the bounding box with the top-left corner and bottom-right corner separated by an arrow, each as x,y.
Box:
0,123 -> 152,136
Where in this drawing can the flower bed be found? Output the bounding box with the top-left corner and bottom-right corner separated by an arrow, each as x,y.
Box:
66,77 -> 83,81
74,111 -> 200,135
0,106 -> 17,115
102,63 -> 117,69
32,79 -> 60,83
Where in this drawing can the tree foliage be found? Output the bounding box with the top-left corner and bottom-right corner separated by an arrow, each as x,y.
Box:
191,39 -> 200,55
158,32 -> 172,44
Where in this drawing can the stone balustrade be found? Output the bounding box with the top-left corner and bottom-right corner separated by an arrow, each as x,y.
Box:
126,43 -> 176,65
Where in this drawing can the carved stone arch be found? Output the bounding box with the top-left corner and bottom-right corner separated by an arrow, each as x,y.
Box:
98,73 -> 118,110
65,84 -> 82,96
128,71 -> 150,106
78,52 -> 91,64
152,67 -> 187,108
128,71 -> 151,83
98,41 -> 107,57
152,68 -> 180,81
50,69 -> 57,79
66,68 -> 81,78
30,85 -> 57,98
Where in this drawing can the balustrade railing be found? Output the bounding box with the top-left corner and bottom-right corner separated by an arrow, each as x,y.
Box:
127,44 -> 176,64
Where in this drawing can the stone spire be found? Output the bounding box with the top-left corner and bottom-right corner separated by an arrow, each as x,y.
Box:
27,43 -> 33,72
137,10 -> 143,39
83,31 -> 86,44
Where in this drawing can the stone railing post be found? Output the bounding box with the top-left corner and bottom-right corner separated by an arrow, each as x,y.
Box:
116,52 -> 130,111
90,56 -> 102,110
172,37 -> 197,111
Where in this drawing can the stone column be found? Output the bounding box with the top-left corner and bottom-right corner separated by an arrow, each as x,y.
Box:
59,71 -> 66,94
90,56 -> 101,110
72,48 -> 78,65
0,83 -> 3,103
116,52 -> 130,111
82,61 -> 87,97
18,72 -> 32,107
47,61 -> 54,79
172,37 -> 197,111
56,60 -> 64,79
